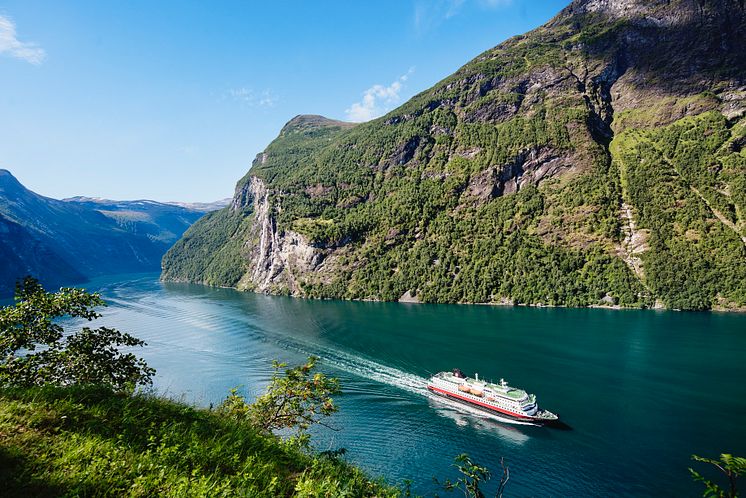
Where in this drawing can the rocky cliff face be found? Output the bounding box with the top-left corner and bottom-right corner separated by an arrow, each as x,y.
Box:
233,176 -> 338,294
163,0 -> 746,310
568,0 -> 743,24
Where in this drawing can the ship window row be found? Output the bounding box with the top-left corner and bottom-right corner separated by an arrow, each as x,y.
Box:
437,383 -> 527,412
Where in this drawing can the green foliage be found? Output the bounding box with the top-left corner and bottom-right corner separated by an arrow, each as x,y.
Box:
170,97 -> 650,308
161,8 -> 647,309
690,453 -> 745,498
616,113 -> 746,309
0,277 -> 154,391
161,208 -> 251,287
0,385 -> 396,497
220,356 -> 341,437
437,454 -> 510,498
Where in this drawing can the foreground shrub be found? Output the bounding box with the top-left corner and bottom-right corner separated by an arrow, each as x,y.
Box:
219,356 -> 340,439
0,277 -> 154,391
690,453 -> 745,498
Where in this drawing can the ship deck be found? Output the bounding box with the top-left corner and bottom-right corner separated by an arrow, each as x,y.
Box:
436,371 -> 527,399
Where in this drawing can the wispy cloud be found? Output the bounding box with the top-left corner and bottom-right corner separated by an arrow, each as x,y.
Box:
345,69 -> 414,123
414,0 -> 513,34
479,0 -> 513,7
224,87 -> 278,108
0,15 -> 45,65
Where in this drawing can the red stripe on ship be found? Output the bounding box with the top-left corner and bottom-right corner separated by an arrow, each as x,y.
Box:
428,385 -> 532,420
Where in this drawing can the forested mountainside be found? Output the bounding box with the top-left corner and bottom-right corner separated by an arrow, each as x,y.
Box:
0,170 -> 220,296
162,0 -> 746,311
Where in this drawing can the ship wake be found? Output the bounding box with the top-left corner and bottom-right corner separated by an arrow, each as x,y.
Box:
267,336 -> 539,427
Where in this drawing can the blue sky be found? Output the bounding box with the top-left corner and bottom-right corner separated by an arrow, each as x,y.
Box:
0,0 -> 568,202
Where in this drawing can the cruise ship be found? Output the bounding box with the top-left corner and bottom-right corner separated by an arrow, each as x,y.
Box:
427,368 -> 558,424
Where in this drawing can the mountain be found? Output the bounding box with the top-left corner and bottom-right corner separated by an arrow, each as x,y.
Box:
162,0 -> 746,311
0,169 -> 219,295
61,196 -> 226,245
162,199 -> 232,212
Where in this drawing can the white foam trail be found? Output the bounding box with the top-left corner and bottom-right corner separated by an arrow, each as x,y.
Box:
103,284 -> 537,429
281,341 -> 538,427
315,347 -> 429,396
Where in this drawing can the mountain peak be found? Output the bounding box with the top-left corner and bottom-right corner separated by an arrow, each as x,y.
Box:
280,115 -> 356,136
566,0 -> 744,24
0,169 -> 25,194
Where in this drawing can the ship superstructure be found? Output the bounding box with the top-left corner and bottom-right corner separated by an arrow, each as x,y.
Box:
427,368 -> 558,424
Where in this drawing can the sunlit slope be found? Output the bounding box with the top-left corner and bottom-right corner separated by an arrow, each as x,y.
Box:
163,0 -> 746,310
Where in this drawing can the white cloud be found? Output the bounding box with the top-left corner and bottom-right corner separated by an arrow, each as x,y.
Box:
0,15 -> 45,65
225,87 -> 277,108
345,69 -> 414,123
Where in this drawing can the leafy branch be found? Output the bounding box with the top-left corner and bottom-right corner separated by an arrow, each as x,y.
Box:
0,277 -> 154,392
690,453 -> 745,498
219,356 -> 341,438
436,453 -> 510,498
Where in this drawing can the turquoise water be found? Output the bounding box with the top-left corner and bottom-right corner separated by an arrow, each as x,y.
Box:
81,274 -> 745,496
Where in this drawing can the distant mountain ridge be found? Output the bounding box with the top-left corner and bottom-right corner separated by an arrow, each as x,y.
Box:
157,0 -> 742,310
0,169 -> 224,295
160,199 -> 232,212
64,196 -> 231,214
61,196 -> 229,245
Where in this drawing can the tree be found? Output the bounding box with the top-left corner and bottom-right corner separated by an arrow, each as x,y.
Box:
220,356 -> 340,436
437,454 -> 510,498
0,277 -> 154,391
690,454 -> 745,498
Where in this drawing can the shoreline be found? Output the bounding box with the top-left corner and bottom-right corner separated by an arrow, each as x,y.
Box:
158,276 -> 746,314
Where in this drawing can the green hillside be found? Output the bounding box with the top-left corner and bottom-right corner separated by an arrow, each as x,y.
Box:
162,0 -> 746,310
0,386 -> 395,497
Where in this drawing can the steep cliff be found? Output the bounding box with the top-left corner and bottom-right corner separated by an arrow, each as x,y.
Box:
163,0 -> 746,310
161,117 -> 352,292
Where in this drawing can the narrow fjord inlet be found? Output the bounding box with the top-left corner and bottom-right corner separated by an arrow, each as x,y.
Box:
85,274 -> 746,496
2,0 -> 746,495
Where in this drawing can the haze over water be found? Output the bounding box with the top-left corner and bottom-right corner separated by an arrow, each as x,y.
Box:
85,273 -> 746,496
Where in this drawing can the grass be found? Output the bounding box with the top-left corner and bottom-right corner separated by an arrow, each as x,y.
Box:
0,385 -> 399,497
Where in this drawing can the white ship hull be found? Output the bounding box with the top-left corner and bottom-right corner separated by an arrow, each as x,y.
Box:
427,369 -> 558,425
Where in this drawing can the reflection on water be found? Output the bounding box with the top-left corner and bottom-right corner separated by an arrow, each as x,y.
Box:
427,397 -> 533,444
77,273 -> 746,497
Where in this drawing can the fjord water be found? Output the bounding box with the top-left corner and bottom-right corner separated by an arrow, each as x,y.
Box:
87,274 -> 745,496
